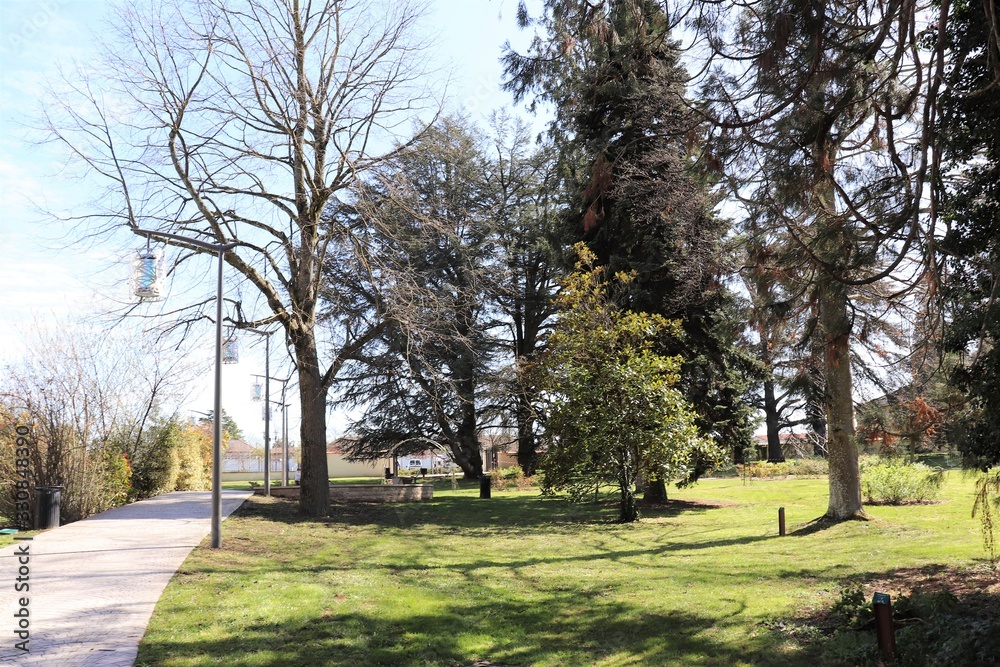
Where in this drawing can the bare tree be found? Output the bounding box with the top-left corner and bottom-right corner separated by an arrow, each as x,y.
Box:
40,0 -> 442,516
0,320 -> 194,522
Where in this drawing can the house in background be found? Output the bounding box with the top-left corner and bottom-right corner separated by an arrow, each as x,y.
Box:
327,438 -> 391,478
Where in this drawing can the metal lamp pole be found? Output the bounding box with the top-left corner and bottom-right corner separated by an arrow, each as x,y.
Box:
134,228 -> 238,549
246,328 -> 274,495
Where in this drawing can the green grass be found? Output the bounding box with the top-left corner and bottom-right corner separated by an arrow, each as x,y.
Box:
135,473 -> 987,666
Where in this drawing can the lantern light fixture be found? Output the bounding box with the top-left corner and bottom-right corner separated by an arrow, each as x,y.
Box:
131,241 -> 163,300
222,329 -> 239,364
131,227 -> 239,549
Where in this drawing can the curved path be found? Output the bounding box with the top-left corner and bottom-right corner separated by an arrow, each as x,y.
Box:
0,490 -> 251,667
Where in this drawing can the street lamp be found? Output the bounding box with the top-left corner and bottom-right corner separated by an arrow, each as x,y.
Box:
246,327 -> 277,495
223,329 -> 240,364
133,228 -> 238,549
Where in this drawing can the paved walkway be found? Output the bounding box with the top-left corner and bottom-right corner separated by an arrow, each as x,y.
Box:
0,490 -> 251,667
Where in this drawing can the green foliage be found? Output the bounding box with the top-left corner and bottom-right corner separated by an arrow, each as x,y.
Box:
131,416 -> 182,499
174,435 -> 208,492
859,456 -> 944,505
101,450 -> 133,507
972,468 -> 1000,561
503,0 -> 761,462
197,409 -> 244,441
536,245 -> 722,521
820,584 -> 1000,667
937,0 -> 1000,472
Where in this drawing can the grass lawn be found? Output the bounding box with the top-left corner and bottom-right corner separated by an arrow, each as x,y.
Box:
135,473 -> 990,666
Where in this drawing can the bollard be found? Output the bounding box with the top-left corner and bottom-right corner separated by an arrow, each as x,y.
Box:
778,507 -> 786,536
479,474 -> 491,499
873,592 -> 897,661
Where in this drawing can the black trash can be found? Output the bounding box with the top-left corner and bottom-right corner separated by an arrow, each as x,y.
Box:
479,474 -> 491,499
34,486 -> 64,530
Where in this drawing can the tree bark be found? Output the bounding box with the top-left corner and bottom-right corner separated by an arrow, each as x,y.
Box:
515,390 -> 537,475
820,278 -> 864,519
763,375 -> 785,463
294,335 -> 330,518
644,477 -> 668,504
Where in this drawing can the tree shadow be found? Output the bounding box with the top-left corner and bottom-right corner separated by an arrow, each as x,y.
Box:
249,491 -> 725,536
137,586 -> 805,667
789,513 -> 869,536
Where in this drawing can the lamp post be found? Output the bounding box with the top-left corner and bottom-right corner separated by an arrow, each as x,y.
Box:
252,367 -> 293,488
246,327 -> 276,495
133,228 -> 238,549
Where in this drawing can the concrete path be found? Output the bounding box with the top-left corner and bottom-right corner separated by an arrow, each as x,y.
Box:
0,490 -> 251,667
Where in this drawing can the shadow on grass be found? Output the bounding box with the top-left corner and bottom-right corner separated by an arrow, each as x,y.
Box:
249,490 -> 728,532
137,587 -> 802,667
789,512 -> 871,537
212,496 -> 777,579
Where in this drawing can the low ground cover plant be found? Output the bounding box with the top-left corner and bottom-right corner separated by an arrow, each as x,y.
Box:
859,456 -> 944,504
786,567 -> 1000,666
713,458 -> 829,479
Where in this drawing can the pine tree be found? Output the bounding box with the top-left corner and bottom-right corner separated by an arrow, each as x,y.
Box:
504,0 -> 759,464
937,0 -> 1000,469
697,0 -> 934,519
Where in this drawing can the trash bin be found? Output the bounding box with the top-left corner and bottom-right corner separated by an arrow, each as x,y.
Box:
34,486 -> 64,530
479,474 -> 491,499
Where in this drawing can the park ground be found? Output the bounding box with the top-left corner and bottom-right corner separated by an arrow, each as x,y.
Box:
126,472 -> 996,666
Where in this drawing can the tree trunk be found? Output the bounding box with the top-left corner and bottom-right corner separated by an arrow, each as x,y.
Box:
516,392 -> 537,475
820,279 -> 863,520
763,375 -> 785,462
644,478 -> 668,504
618,477 -> 639,522
295,337 -> 330,518
618,448 -> 639,522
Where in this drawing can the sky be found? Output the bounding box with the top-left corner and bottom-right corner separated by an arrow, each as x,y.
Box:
0,0 -> 536,445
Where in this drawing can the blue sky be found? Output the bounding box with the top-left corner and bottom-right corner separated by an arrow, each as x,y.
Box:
0,0 -> 536,442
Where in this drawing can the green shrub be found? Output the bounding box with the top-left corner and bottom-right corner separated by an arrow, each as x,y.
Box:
101,451 -> 133,507
131,418 -> 181,499
175,437 -> 208,491
859,456 -> 944,504
785,457 -> 829,476
492,466 -> 534,491
819,584 -> 1000,666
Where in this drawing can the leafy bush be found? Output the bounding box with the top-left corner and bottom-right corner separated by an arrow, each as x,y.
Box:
785,457 -> 829,476
734,458 -> 829,479
101,451 -> 133,507
491,466 -> 535,491
131,417 -> 182,499
819,583 -> 1000,666
175,437 -> 208,491
859,456 -> 944,504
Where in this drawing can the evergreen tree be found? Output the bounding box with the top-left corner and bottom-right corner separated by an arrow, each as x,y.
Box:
503,0 -> 759,465
485,112 -> 563,475
697,0 -> 934,519
338,117 -> 503,479
937,0 -> 1000,469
